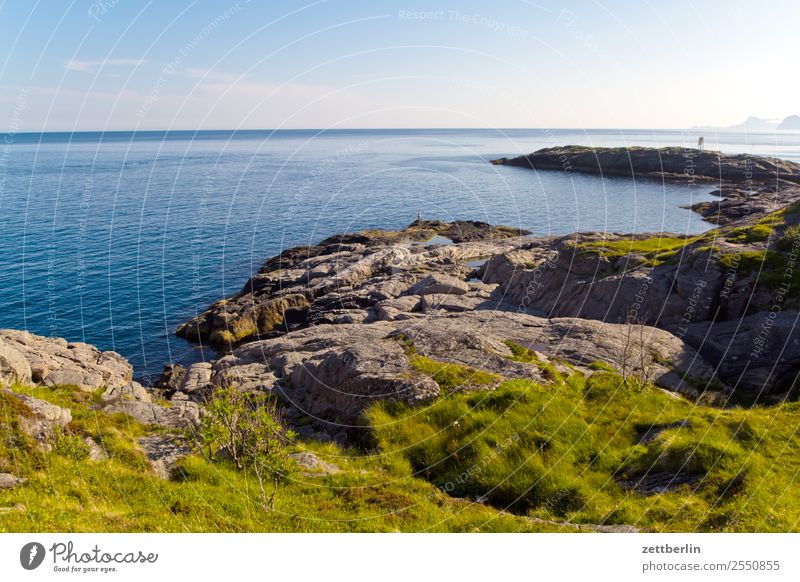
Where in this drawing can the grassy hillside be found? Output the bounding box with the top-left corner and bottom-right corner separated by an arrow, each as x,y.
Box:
0,384 -> 562,532
3,359 -> 799,532
369,362 -> 800,532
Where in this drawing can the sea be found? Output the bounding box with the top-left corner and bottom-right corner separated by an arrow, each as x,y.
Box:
1,127 -> 799,380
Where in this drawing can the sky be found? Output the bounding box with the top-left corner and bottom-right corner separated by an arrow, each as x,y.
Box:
1,0 -> 798,131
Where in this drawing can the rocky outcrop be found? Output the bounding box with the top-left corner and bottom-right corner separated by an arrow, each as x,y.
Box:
491,146 -> 800,185
475,195 -> 800,397
166,162 -> 800,409
408,273 -> 470,295
207,311 -> 715,441
176,221 -> 527,346
1,389 -> 72,449
481,232 -> 724,326
0,330 -> 201,432
0,330 -> 132,392
688,185 -> 800,225
138,435 -> 193,479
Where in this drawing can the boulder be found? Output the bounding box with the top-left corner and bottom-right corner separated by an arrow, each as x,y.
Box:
0,330 -> 132,392
138,435 -> 193,479
0,342 -> 32,386
289,452 -> 340,477
83,437 -> 108,461
177,362 -> 213,398
101,399 -> 200,430
287,339 -> 440,426
0,473 -> 25,489
374,296 -> 421,321
154,363 -> 185,392
408,273 -> 469,296
420,294 -> 483,313
102,381 -> 152,403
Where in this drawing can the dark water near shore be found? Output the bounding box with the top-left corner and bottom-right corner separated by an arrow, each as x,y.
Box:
1,127 -> 798,379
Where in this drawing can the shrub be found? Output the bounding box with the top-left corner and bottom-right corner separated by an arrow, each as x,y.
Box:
201,387 -> 296,510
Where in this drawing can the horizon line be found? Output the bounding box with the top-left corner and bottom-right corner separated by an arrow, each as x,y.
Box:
5,126 -> 800,136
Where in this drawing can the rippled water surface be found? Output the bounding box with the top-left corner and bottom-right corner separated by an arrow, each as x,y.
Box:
1,128 -> 798,378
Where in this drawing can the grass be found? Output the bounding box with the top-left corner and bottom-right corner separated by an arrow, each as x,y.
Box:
0,383 -> 559,532
503,340 -> 565,382
368,371 -> 800,532
777,225 -> 800,252
5,368 -> 800,532
725,224 -> 773,244
409,354 -> 500,393
718,249 -> 800,294
572,235 -> 704,267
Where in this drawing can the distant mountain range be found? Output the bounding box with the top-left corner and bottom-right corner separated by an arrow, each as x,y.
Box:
777,115 -> 800,130
694,115 -> 800,131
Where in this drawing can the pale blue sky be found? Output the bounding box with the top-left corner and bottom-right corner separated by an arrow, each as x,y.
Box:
1,0 -> 797,131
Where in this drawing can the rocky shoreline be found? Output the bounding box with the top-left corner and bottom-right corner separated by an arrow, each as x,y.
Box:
4,146 -> 800,443
3,145 -> 800,531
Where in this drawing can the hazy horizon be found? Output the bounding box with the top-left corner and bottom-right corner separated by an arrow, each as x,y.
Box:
5,124 -> 800,136
2,1 -> 799,133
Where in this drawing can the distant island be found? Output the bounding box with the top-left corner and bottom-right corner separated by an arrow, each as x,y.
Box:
694,114 -> 800,131
777,115 -> 800,130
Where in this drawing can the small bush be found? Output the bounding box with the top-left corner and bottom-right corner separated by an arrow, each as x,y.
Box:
201,387 -> 296,510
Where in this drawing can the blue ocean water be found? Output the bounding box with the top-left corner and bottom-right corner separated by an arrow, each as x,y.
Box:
1,127 -> 798,380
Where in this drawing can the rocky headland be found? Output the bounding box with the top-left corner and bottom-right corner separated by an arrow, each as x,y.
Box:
163,147 -> 800,428
4,145 -> 800,531
490,145 -> 800,185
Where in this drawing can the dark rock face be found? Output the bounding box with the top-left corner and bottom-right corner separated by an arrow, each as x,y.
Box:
491,146 -> 800,185
683,312 -> 800,394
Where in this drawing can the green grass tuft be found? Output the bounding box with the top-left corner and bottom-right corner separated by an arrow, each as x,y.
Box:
409,354 -> 500,393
